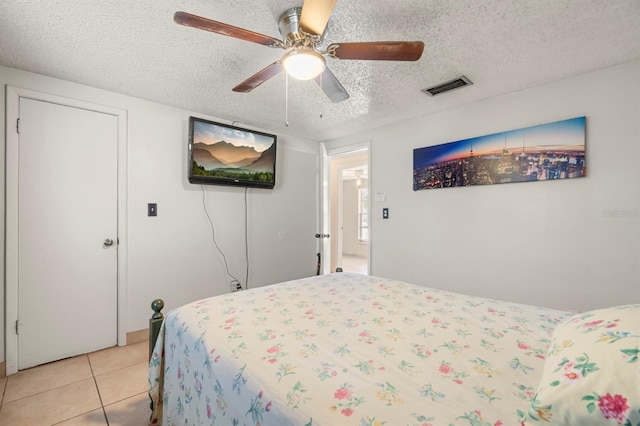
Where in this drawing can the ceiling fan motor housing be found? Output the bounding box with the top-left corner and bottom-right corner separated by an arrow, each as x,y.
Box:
278,7 -> 324,48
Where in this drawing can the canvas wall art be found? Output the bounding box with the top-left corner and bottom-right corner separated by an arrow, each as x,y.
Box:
413,116 -> 586,191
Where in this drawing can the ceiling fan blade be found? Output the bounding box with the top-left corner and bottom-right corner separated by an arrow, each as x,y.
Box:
174,11 -> 283,48
314,67 -> 349,103
300,0 -> 337,36
232,61 -> 283,93
327,41 -> 425,61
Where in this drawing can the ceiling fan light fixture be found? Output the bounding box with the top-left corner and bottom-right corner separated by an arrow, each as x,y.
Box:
282,47 -> 326,80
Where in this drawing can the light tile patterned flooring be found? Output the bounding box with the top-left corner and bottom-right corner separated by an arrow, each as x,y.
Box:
0,341 -> 151,425
340,254 -> 368,274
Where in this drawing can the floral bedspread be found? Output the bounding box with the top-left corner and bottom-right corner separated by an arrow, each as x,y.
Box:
149,273 -> 572,425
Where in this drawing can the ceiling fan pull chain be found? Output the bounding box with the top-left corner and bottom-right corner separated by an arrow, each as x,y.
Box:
318,71 -> 324,118
285,72 -> 289,127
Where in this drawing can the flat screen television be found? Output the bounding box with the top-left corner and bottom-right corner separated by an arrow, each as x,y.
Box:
188,116 -> 277,189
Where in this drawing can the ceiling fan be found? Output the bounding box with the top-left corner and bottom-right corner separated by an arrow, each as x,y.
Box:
174,0 -> 424,103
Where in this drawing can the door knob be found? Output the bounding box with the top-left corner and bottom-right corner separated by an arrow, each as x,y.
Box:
103,238 -> 114,247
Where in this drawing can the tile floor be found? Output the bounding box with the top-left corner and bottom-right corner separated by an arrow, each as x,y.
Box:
340,254 -> 368,274
0,341 -> 151,426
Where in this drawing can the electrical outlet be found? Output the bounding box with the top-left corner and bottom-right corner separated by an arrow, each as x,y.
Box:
383,208 -> 389,219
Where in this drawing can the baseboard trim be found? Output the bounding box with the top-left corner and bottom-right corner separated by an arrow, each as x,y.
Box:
0,361 -> 5,378
126,328 -> 148,345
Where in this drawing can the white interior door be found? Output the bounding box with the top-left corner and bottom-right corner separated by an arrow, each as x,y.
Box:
319,144 -> 332,274
17,98 -> 118,369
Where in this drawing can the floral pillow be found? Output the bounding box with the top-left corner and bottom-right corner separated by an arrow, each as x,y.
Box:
527,304 -> 640,425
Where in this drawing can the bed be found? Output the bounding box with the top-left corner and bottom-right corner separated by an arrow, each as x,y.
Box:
148,273 -> 640,425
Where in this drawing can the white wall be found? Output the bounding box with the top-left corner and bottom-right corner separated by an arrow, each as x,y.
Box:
1,66 -> 320,364
325,59 -> 640,312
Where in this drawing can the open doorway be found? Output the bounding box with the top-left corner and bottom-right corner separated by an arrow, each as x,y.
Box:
327,147 -> 370,274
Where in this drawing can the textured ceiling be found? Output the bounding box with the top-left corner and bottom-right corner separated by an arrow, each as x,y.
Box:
1,0 -> 640,141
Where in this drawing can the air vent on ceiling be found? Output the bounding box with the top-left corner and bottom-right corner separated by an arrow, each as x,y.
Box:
422,76 -> 473,96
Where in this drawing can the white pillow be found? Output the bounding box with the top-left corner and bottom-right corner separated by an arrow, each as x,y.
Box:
527,304 -> 640,425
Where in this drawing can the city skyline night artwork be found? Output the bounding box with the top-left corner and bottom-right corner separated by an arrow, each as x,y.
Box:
413,116 -> 586,191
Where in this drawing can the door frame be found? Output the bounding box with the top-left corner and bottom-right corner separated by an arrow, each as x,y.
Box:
5,86 -> 128,375
320,141 -> 371,274
334,161 -> 368,270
